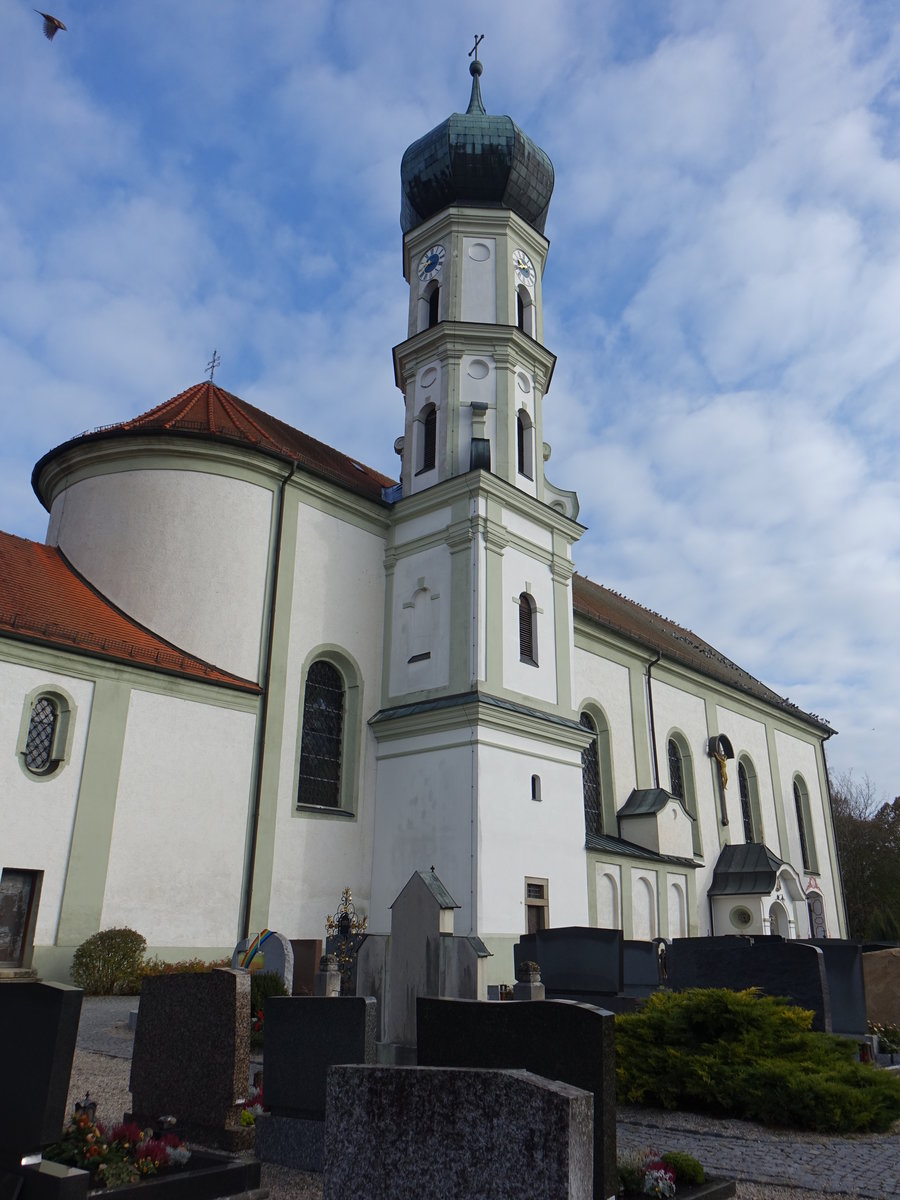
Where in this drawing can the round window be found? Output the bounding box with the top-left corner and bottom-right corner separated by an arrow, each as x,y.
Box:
729,906 -> 753,929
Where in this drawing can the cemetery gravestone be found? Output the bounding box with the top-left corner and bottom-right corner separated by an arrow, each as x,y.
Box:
0,869 -> 42,979
289,938 -> 321,995
254,995 -> 376,1171
417,996 -> 616,1200
129,969 -> 252,1150
800,939 -> 867,1035
323,1065 -> 593,1200
862,947 -> 900,1027
515,925 -> 624,999
231,929 -> 293,995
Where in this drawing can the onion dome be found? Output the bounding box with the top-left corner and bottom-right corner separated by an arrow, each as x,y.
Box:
400,57 -> 554,235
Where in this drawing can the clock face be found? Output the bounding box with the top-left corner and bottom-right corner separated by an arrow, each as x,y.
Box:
417,244 -> 445,282
513,249 -> 536,288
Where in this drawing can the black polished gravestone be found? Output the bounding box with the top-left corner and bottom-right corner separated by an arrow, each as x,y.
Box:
417,996 -> 616,1200
515,926 -> 624,1000
622,940 -> 661,998
0,981 -> 82,1167
800,940 -> 867,1036
666,935 -> 832,1030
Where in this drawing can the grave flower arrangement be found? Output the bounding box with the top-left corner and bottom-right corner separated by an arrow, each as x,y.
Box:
45,1108 -> 191,1189
238,1084 -> 266,1127
617,1147 -> 704,1198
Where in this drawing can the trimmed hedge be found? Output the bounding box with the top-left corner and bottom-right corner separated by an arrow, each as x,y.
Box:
615,987 -> 900,1133
71,928 -> 147,995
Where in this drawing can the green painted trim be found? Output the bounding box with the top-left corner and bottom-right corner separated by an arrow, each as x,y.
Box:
550,530 -> 574,717
627,661 -> 654,790
483,497 -> 506,692
815,744 -> 848,937
16,683 -> 78,782
288,471 -> 391,540
55,677 -> 131,947
579,701 -> 617,836
764,724 -> 789,859
449,497 -> 478,693
478,935 -> 518,987
0,638 -> 259,713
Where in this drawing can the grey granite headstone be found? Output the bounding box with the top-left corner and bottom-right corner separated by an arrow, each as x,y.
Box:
254,995 -> 376,1172
0,981 -> 82,1167
323,1065 -> 593,1200
232,930 -> 293,994
129,968 -> 251,1149
417,996 -> 616,1200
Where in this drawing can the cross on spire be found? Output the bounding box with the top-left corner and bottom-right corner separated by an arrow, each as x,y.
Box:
206,349 -> 221,382
469,33 -> 484,64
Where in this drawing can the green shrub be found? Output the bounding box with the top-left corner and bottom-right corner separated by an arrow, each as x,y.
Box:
662,1151 -> 705,1185
250,970 -> 288,1014
615,987 -> 900,1133
71,928 -> 147,995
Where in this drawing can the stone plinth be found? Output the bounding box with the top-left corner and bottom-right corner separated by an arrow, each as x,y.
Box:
0,981 -> 82,1167
417,996 -> 616,1200
323,1065 -> 593,1200
129,969 -> 250,1150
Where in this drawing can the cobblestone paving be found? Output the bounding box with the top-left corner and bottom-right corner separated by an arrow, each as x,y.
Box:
618,1106 -> 900,1198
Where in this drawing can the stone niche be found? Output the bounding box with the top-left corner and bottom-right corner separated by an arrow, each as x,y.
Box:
616,789 -> 694,858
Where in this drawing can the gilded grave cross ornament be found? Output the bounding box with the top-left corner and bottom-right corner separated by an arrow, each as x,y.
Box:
325,886 -> 368,995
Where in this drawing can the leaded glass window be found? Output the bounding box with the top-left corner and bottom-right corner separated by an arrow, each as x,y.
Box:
668,738 -> 684,800
581,712 -> 603,837
24,697 -> 58,774
739,760 -> 755,843
297,661 -> 344,808
794,780 -> 811,871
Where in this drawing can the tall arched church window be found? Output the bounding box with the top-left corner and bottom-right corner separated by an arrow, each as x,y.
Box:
518,592 -> 537,665
428,285 -> 440,328
739,760 -> 754,842
668,733 -> 702,855
24,696 -> 59,774
668,738 -> 684,801
793,776 -> 818,873
297,661 -> 345,809
417,405 -> 436,475
516,410 -> 533,479
516,285 -> 534,336
580,712 -> 603,837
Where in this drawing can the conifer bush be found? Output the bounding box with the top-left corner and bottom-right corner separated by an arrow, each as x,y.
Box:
70,928 -> 147,995
615,987 -> 900,1133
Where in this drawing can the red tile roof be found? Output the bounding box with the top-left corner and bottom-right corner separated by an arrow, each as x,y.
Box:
572,573 -> 833,733
0,530 -> 259,692
33,381 -> 397,506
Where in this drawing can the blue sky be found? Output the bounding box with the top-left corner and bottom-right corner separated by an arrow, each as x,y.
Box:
2,1 -> 899,803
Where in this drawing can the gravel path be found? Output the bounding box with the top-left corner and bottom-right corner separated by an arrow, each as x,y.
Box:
65,999 -> 899,1200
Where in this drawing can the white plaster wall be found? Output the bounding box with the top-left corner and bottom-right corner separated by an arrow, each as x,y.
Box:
458,355 -> 496,471
774,729 -> 840,934
595,863 -> 621,929
501,506 -> 552,552
0,661 -> 94,948
573,648 -> 636,807
461,237 -> 497,323
668,873 -> 688,938
501,547 -> 557,703
477,737 -> 588,936
651,679 -> 717,869
716,706 -> 780,853
632,869 -> 659,939
388,545 -> 452,696
48,469 -> 272,681
266,504 -> 386,937
101,689 -> 255,945
393,504 -> 452,547
369,732 -> 477,934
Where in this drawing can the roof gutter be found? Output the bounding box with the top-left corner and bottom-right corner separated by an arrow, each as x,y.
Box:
240,462 -> 296,940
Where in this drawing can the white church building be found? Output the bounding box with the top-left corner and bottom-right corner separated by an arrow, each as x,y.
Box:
1,58 -> 846,983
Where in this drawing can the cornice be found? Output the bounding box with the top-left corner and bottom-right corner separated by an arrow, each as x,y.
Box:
393,322 -> 557,392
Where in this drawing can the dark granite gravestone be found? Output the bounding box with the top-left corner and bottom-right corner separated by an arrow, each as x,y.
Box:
0,982 -> 82,1168
417,996 -> 615,1200
288,938 -> 321,995
323,1065 -> 593,1200
254,995 -> 376,1172
515,925 -> 623,1000
0,870 -> 42,974
129,969 -> 251,1150
800,940 -> 867,1035
665,936 -> 832,1031
622,940 -> 660,998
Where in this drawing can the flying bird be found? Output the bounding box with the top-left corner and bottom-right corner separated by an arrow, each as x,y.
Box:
35,11 -> 66,41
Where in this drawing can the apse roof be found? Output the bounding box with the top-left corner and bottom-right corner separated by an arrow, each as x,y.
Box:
708,843 -> 788,896
0,530 -> 259,692
572,574 -> 833,735
400,59 -> 554,235
32,381 -> 396,509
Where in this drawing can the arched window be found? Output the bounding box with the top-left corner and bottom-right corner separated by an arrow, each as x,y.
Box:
297,661 -> 345,808
417,405 -> 436,475
580,712 -> 603,837
518,592 -> 538,665
24,696 -> 59,774
516,410 -> 533,479
738,760 -> 755,842
516,291 -> 525,330
516,285 -> 534,336
667,733 -> 701,855
793,775 -> 817,873
428,285 -> 440,328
